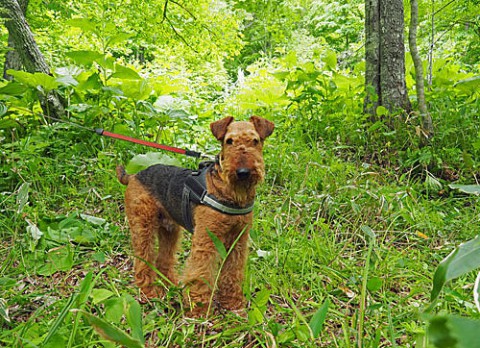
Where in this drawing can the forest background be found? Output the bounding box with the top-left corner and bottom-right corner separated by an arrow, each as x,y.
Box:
0,0 -> 480,347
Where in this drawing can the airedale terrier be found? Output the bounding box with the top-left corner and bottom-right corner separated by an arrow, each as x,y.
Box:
116,116 -> 274,316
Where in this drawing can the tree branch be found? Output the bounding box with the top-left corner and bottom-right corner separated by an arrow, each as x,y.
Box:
409,0 -> 433,141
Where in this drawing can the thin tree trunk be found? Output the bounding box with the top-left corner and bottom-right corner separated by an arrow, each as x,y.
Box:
364,0 -> 411,117
408,0 -> 433,142
3,0 -> 27,80
364,0 -> 381,117
1,0 -> 65,119
379,0 -> 410,113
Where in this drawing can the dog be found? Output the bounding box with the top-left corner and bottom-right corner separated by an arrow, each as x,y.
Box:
117,116 -> 274,316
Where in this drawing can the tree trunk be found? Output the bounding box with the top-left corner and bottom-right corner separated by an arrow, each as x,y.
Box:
364,0 -> 381,116
3,0 -> 27,80
364,0 -> 411,117
408,0 -> 433,142
1,0 -> 65,119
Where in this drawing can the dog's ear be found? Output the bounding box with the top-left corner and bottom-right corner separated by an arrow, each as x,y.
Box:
250,116 -> 274,140
210,116 -> 234,141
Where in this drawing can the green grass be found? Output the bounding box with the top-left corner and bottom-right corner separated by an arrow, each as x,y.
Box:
1,124 -> 479,347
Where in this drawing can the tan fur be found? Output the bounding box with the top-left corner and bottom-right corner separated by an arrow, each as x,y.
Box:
117,116 -> 274,317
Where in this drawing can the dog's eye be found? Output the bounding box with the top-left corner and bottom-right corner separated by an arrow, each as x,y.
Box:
253,138 -> 259,146
226,138 -> 233,145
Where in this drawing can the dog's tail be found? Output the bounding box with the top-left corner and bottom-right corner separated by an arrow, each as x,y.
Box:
116,166 -> 130,185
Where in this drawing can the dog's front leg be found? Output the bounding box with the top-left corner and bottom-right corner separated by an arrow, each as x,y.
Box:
182,217 -> 223,317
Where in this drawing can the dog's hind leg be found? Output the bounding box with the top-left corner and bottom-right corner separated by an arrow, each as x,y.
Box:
124,178 -> 164,298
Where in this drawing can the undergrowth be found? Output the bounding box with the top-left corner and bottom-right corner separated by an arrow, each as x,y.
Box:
1,112 -> 479,346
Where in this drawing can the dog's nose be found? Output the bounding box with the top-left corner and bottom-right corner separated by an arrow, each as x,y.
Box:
236,168 -> 251,180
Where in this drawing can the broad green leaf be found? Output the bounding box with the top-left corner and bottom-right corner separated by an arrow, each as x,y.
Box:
376,105 -> 389,116
66,51 -> 104,66
111,65 -> 141,80
76,272 -> 94,306
96,56 -> 115,70
66,18 -> 97,33
367,277 -> 383,292
7,70 -> 59,92
91,289 -> 114,305
75,310 -> 144,348
207,230 -> 227,259
271,71 -> 290,81
124,295 -> 144,344
167,109 -> 190,119
104,298 -> 124,323
77,72 -> 103,91
449,184 -> 480,196
309,299 -> 328,338
253,288 -> 271,307
428,315 -> 480,348
107,33 -> 132,47
125,153 -> 181,174
0,82 -> 27,95
430,235 -> 480,303
247,307 -> 263,325
56,75 -> 78,87
454,75 -> 480,95
16,182 -> 30,214
80,214 -> 106,225
119,80 -> 152,100
323,50 -> 337,70
37,245 -> 74,276
0,118 -> 18,129
293,323 -> 310,342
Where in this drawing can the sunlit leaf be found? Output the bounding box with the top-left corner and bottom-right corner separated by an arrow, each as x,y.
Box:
376,105 -> 389,116
37,245 -> 74,276
0,82 -> 27,95
107,33 -> 132,46
367,277 -> 383,292
323,50 -> 337,70
75,310 -> 144,348
7,70 -> 59,92
80,214 -> 106,225
207,230 -> 227,259
66,50 -> 104,66
430,235 -> 480,304
309,299 -> 329,338
125,152 -> 181,174
66,18 -> 97,33
454,75 -> 480,95
428,315 -> 480,348
16,182 -> 30,214
449,184 -> 480,196
124,295 -> 144,344
91,289 -> 114,305
111,65 -> 141,80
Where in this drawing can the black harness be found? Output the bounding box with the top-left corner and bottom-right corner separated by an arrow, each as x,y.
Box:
182,162 -> 255,233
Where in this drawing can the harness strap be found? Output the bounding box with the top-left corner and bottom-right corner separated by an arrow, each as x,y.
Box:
182,164 -> 254,233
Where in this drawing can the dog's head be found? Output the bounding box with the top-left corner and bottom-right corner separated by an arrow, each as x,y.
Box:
210,116 -> 274,192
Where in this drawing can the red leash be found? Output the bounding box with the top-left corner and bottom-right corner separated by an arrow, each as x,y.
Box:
9,110 -> 206,159
95,128 -> 202,158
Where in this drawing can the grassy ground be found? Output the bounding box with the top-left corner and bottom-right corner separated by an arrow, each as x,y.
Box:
1,124 -> 479,347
